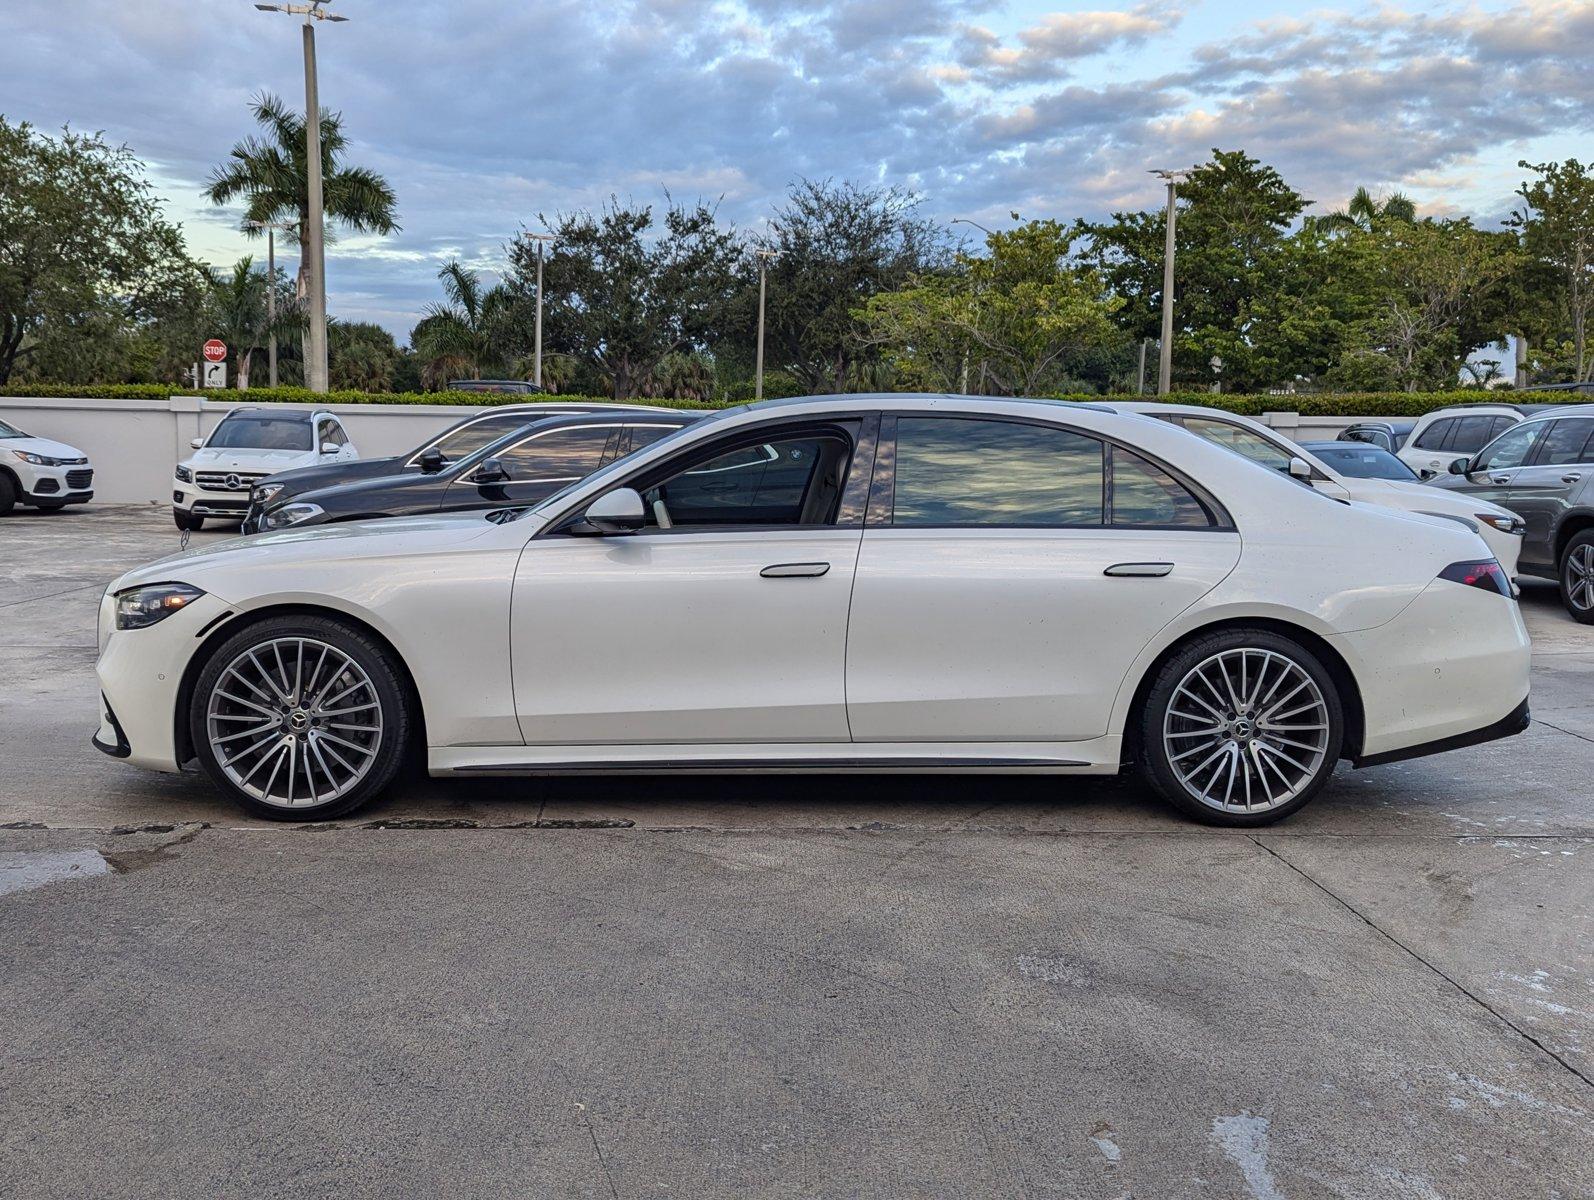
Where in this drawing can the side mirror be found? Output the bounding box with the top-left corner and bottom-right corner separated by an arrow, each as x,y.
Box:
577,487 -> 646,535
471,458 -> 509,485
1448,457 -> 1470,475
1287,456 -> 1313,481
320,441 -> 339,456
190,436 -> 204,450
417,448 -> 446,474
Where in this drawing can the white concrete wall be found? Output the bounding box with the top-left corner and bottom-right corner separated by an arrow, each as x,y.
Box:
0,393 -> 1369,505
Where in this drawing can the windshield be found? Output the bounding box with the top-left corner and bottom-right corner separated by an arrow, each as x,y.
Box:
1306,444 -> 1418,480
0,419 -> 25,438
206,415 -> 313,451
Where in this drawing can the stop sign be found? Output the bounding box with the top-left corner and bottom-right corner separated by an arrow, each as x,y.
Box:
202,339 -> 228,363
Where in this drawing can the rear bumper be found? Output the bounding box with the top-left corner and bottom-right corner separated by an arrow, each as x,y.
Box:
1354,696 -> 1529,767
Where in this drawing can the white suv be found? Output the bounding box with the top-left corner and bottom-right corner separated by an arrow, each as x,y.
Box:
174,408 -> 357,531
0,417 -> 94,515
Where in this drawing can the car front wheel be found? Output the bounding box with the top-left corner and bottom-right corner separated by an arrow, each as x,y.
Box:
190,615 -> 412,821
1140,629 -> 1344,826
174,509 -> 205,532
1559,531 -> 1594,624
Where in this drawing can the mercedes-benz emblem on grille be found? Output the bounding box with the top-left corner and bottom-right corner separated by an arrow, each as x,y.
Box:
225,474 -> 243,490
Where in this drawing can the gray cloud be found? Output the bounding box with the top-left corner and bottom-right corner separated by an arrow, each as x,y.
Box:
3,0 -> 1590,334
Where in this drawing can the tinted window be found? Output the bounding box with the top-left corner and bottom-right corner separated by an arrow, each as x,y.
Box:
624,424 -> 679,455
1413,418 -> 1455,451
1489,416 -> 1515,441
1534,419 -> 1594,466
1110,449 -> 1213,526
0,419 -> 26,438
492,427 -> 612,481
646,433 -> 851,527
1179,417 -> 1292,471
1309,445 -> 1418,480
318,420 -> 348,448
1342,428 -> 1392,451
207,416 -> 311,451
1450,416 -> 1500,454
434,414 -> 538,461
892,418 -> 1103,526
1476,422 -> 1542,471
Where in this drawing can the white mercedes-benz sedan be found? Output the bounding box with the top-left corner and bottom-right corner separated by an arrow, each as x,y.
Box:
93,394 -> 1532,827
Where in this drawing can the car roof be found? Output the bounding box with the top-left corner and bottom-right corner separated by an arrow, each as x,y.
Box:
1344,418 -> 1416,431
219,406 -> 318,421
1303,440 -> 1393,451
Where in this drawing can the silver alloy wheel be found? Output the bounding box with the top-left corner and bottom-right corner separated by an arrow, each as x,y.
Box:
1566,544 -> 1594,611
1163,648 -> 1331,814
204,636 -> 383,808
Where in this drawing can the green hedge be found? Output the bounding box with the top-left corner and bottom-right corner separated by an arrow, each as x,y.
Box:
0,381 -> 1585,416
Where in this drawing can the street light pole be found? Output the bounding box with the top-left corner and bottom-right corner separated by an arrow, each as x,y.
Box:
1151,169 -> 1189,395
754,249 -> 779,402
524,234 -> 556,390
246,219 -> 294,387
254,1 -> 348,393
950,218 -> 995,396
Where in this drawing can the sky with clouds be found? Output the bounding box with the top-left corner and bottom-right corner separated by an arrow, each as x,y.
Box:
3,0 -> 1591,339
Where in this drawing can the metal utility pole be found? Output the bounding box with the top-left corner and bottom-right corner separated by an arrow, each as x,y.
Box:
1151,170 -> 1189,395
246,219 -> 295,387
524,234 -> 556,389
254,1 -> 348,393
1136,337 -> 1148,395
754,249 -> 779,401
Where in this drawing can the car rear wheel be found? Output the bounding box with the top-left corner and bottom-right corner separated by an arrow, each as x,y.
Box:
1140,629 -> 1344,826
190,615 -> 412,821
0,474 -> 15,517
1558,532 -> 1594,625
174,510 -> 205,532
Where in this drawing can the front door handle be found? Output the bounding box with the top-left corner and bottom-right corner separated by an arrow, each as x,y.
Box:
1104,562 -> 1174,578
1564,473 -> 1582,484
1492,475 -> 1512,485
761,562 -> 830,578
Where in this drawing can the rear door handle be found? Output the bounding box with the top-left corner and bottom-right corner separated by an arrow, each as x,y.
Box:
1104,562 -> 1174,578
761,562 -> 830,578
1564,473 -> 1582,484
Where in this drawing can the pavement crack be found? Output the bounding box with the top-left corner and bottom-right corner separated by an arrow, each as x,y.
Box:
1249,834 -> 1594,1094
1533,716 -> 1594,746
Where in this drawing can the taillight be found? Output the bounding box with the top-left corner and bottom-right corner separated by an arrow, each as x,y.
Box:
1438,559 -> 1511,597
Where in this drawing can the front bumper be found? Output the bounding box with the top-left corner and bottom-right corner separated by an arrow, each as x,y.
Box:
94,590 -> 233,772
173,478 -> 250,521
16,461 -> 93,505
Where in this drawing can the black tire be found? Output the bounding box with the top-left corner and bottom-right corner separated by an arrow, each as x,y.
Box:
0,473 -> 15,517
1558,530 -> 1594,625
1139,628 -> 1345,827
174,509 -> 205,532
189,614 -> 413,821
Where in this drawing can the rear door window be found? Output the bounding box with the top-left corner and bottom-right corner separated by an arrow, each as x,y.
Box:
1449,416 -> 1500,454
1413,418 -> 1455,451
891,417 -> 1105,526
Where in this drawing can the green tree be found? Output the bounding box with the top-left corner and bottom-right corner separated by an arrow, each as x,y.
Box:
410,260 -> 516,388
207,256 -> 293,390
0,118 -> 204,383
749,180 -> 951,394
515,198 -> 740,398
1319,186 -> 1417,234
329,320 -> 402,392
205,93 -> 398,368
1508,159 -> 1594,382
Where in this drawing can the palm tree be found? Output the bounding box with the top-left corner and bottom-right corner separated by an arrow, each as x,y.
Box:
410,261 -> 517,388
205,93 -> 398,362
207,256 -> 288,390
1321,186 -> 1418,232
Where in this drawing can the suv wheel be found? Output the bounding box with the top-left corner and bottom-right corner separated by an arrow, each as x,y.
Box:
1559,531 -> 1594,624
0,473 -> 15,517
190,615 -> 412,821
1140,629 -> 1344,826
174,509 -> 205,532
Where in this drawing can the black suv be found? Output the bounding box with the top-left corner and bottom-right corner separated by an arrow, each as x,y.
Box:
1430,406 -> 1594,620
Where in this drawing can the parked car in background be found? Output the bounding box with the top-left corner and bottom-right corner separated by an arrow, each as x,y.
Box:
1394,404 -> 1585,479
1091,403 -> 1524,575
0,417 -> 93,515
447,379 -> 545,394
1430,408 -> 1594,621
174,408 -> 357,531
97,394 -> 1530,828
1337,419 -> 1416,453
1300,442 -> 1419,480
244,400 -> 678,527
251,411 -> 698,532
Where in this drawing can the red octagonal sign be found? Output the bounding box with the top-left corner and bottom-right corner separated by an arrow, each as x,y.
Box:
202,339 -> 228,363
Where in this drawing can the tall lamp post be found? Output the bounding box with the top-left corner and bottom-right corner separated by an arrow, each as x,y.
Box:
523,233 -> 556,390
245,219 -> 295,387
950,218 -> 995,395
754,248 -> 780,401
1150,169 -> 1190,395
253,0 -> 348,394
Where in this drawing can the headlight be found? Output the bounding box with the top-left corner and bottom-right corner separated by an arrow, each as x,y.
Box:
114,583 -> 204,630
1476,513 -> 1526,535
11,449 -> 62,466
252,482 -> 286,506
175,465 -> 194,483
262,502 -> 323,530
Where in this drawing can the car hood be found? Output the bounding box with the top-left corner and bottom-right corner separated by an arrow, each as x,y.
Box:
184,446 -> 317,471
1351,477 -> 1517,520
109,512 -> 502,596
259,455 -> 401,491
2,435 -> 86,460
292,468 -> 449,507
